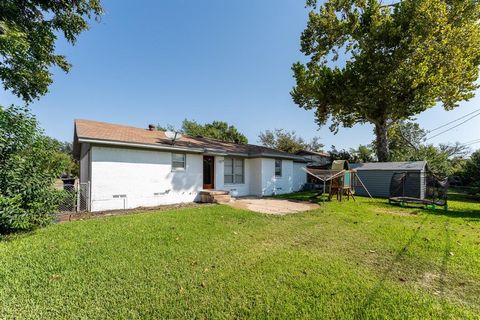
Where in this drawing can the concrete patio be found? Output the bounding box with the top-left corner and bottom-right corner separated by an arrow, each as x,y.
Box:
228,197 -> 319,215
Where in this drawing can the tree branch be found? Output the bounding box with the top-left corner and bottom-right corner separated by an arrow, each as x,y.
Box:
398,126 -> 419,151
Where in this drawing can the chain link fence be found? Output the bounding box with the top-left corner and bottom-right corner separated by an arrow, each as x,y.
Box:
58,182 -> 90,213
78,182 -> 90,212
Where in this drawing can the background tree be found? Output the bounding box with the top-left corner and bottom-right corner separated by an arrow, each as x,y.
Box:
375,121 -> 427,161
52,140 -> 79,177
0,0 -> 103,102
292,0 -> 480,161
0,106 -> 70,233
329,146 -> 354,162
158,119 -> 249,144
258,129 -> 324,153
350,145 -> 375,163
460,149 -> 480,195
376,121 -> 470,178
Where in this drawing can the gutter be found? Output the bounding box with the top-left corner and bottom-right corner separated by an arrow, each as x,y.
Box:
249,153 -> 309,162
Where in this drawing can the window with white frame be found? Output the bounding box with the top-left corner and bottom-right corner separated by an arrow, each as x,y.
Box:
224,157 -> 244,184
275,159 -> 282,177
172,153 -> 186,171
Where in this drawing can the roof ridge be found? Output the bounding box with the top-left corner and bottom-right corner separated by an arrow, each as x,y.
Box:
75,119 -> 166,133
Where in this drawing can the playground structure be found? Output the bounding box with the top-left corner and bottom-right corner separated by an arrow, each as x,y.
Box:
303,160 -> 373,202
389,171 -> 449,211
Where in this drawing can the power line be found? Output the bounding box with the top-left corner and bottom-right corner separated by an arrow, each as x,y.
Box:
427,109 -> 480,133
464,139 -> 480,146
425,112 -> 480,141
463,138 -> 480,144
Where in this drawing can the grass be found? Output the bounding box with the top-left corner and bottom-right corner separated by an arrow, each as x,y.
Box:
0,193 -> 479,319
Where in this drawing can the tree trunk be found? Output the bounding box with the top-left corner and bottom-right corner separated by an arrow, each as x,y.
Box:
374,121 -> 389,162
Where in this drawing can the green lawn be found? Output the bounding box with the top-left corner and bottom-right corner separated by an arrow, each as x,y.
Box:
1,193 -> 479,319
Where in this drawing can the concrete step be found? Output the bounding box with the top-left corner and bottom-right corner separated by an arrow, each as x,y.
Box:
212,194 -> 233,204
199,190 -> 232,203
199,190 -> 229,196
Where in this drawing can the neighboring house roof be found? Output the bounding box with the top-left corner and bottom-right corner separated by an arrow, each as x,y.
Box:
296,150 -> 330,157
73,119 -> 307,161
350,161 -> 427,171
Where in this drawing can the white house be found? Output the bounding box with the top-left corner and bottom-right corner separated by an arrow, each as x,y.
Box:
73,119 -> 308,212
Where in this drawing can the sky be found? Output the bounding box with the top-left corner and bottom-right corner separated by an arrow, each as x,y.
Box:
1,0 -> 480,151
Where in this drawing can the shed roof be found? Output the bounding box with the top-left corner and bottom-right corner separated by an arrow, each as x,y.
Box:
73,119 -> 307,161
350,161 -> 427,171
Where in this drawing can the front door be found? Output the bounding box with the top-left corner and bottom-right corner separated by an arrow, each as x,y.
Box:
203,156 -> 215,189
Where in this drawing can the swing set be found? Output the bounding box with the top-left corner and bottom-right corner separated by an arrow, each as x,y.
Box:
303,160 -> 373,202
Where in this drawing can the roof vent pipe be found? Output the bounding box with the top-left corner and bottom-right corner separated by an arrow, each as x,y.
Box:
148,124 -> 156,131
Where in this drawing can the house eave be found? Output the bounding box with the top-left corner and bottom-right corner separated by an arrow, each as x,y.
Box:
249,153 -> 309,162
77,138 -> 205,153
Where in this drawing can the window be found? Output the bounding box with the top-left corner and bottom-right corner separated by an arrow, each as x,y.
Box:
224,157 -> 244,184
172,153 -> 186,171
275,159 -> 282,177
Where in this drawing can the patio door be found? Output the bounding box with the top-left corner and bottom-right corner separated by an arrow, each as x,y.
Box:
203,156 -> 215,189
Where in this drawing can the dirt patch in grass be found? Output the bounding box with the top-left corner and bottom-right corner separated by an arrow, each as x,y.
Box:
229,197 -> 320,215
56,202 -> 213,223
372,207 -> 419,217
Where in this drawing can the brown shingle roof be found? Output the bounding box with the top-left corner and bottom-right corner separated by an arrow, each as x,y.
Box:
74,119 -> 307,161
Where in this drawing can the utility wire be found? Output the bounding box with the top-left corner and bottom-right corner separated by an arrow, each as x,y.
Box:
462,138 -> 480,144
464,139 -> 480,146
427,109 -> 480,133
425,112 -> 480,141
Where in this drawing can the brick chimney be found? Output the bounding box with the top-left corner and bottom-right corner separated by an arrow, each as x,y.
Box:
148,124 -> 156,131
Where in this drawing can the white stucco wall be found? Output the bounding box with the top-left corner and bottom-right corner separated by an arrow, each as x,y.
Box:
214,156 -> 224,192
293,162 -> 307,192
214,157 -> 303,197
79,143 -> 90,184
248,158 -> 263,196
89,146 -> 202,211
214,156 -> 252,197
81,144 -> 308,211
260,159 -> 294,196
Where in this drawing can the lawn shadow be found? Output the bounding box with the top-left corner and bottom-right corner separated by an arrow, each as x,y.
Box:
439,221 -> 452,319
432,209 -> 480,221
355,215 -> 429,318
384,200 -> 480,221
448,189 -> 480,204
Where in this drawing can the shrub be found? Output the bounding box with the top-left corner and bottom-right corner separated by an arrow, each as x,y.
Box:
0,105 -> 70,233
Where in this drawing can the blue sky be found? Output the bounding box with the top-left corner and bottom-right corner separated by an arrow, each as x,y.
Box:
1,0 -> 480,151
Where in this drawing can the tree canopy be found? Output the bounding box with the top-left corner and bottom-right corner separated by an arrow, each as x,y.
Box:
350,144 -> 375,163
258,129 -> 324,154
158,119 -> 249,144
0,0 -> 103,102
461,149 -> 480,194
292,0 -> 480,161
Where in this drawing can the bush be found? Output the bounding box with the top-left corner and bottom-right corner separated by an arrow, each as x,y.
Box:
0,105 -> 70,233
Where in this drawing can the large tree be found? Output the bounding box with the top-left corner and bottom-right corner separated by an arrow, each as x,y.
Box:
159,119 -> 249,144
0,0 -> 103,102
292,0 -> 480,161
